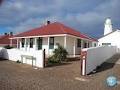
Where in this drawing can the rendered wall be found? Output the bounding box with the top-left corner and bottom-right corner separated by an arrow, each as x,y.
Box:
98,30 -> 120,48
82,46 -> 117,74
0,48 -> 44,68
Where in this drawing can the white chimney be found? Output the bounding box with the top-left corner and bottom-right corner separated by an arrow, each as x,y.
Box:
104,18 -> 113,35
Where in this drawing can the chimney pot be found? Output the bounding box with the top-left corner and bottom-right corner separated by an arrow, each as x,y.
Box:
4,33 -> 7,35
9,32 -> 13,36
47,21 -> 50,25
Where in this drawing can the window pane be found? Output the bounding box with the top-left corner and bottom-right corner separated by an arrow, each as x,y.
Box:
94,43 -> 96,47
22,38 -> 25,47
84,42 -> 87,48
49,37 -> 54,49
37,37 -> 42,50
30,38 -> 33,48
77,39 -> 81,47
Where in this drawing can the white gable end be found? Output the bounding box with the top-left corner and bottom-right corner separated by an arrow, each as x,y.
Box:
98,30 -> 120,48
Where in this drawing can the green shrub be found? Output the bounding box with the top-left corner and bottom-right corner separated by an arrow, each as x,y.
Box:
16,60 -> 21,63
4,45 -> 14,49
48,44 -> 68,63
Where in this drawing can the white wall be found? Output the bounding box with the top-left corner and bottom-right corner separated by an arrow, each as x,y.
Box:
42,36 -> 65,56
98,30 -> 120,48
82,46 -> 117,74
0,48 -> 44,68
54,36 -> 64,47
43,36 -> 77,56
92,41 -> 98,47
42,37 -> 49,55
65,36 -> 74,55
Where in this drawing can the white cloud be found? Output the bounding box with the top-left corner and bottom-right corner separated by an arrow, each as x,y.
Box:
8,16 -> 59,34
13,2 -> 23,9
0,0 -> 120,37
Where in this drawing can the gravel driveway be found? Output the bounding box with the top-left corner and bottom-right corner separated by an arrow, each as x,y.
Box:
0,59 -> 120,90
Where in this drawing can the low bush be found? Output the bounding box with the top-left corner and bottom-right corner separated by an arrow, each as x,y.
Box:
16,60 -> 21,63
4,45 -> 14,49
48,44 -> 68,64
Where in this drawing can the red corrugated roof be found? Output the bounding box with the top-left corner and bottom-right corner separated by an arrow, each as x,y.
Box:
0,35 -> 17,45
15,22 -> 97,41
0,35 -> 4,39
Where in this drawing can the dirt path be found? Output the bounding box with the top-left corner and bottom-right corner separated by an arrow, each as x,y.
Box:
0,60 -> 120,90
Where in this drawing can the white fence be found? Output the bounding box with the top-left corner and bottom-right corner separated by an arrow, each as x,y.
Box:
81,46 -> 117,75
0,48 -> 44,68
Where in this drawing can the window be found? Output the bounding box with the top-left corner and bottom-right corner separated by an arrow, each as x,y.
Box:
21,38 -> 25,47
30,38 -> 34,48
102,43 -> 111,46
94,43 -> 97,47
37,37 -> 42,50
49,37 -> 54,49
84,42 -> 87,48
77,39 -> 81,47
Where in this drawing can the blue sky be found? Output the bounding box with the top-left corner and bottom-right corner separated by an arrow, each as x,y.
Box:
0,0 -> 120,38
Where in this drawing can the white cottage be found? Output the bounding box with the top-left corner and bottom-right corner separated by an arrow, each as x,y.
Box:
11,21 -> 97,57
98,18 -> 120,49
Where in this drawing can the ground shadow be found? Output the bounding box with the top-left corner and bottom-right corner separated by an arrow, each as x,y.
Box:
46,62 -> 72,68
0,58 -> 8,61
66,57 -> 80,62
88,53 -> 120,75
45,56 -> 80,68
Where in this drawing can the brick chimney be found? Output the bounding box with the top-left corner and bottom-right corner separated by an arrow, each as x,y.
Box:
47,21 -> 50,25
4,33 -> 8,35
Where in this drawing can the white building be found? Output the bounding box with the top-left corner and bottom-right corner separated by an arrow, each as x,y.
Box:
11,21 -> 97,57
98,18 -> 120,48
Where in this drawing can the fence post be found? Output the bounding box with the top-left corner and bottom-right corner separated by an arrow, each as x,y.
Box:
81,51 -> 87,76
43,49 -> 46,68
